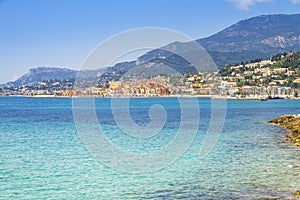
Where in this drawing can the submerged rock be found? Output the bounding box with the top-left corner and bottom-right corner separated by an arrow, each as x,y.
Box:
268,114 -> 300,147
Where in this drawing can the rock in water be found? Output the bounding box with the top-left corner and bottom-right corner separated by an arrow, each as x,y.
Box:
268,114 -> 300,147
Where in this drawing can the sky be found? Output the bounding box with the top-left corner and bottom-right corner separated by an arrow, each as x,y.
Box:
0,0 -> 300,84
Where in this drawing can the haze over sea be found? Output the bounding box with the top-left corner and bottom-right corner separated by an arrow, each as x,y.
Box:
0,97 -> 300,199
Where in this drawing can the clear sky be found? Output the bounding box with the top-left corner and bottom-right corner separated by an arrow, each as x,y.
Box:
0,0 -> 300,84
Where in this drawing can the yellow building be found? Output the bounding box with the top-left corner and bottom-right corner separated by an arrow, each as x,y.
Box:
109,82 -> 120,89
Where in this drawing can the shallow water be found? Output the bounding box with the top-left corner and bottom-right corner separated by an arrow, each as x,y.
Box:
0,97 -> 299,199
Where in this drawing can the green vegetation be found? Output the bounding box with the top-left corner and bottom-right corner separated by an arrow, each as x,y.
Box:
219,51 -> 300,88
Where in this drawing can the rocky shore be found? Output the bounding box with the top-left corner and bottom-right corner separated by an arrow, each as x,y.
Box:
268,114 -> 300,147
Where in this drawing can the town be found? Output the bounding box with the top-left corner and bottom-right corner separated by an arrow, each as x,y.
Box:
1,51 -> 300,99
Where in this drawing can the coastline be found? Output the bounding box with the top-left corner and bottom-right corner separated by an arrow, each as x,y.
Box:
268,114 -> 300,196
4,94 -> 300,100
24,95 -> 213,98
268,114 -> 300,147
212,96 -> 268,100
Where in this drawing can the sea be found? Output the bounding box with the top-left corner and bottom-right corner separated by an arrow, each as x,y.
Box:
0,97 -> 299,199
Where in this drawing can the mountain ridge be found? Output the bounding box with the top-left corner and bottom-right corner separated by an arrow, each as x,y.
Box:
2,67 -> 103,87
4,13 -> 300,86
198,14 -> 300,52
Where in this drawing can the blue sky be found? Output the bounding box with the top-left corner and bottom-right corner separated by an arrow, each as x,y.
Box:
0,0 -> 300,83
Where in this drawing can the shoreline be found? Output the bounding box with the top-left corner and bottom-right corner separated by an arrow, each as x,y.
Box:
2,94 -> 300,100
268,114 -> 300,196
268,114 -> 300,147
212,96 -> 268,100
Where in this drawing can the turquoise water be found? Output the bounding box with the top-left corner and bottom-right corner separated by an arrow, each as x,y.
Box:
0,97 -> 300,199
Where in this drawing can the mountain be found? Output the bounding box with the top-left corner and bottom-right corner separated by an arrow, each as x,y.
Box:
199,14 -> 300,52
3,67 -> 103,87
198,14 -> 300,66
99,14 -> 300,82
4,14 -> 300,86
144,14 -> 300,68
99,41 -> 216,82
